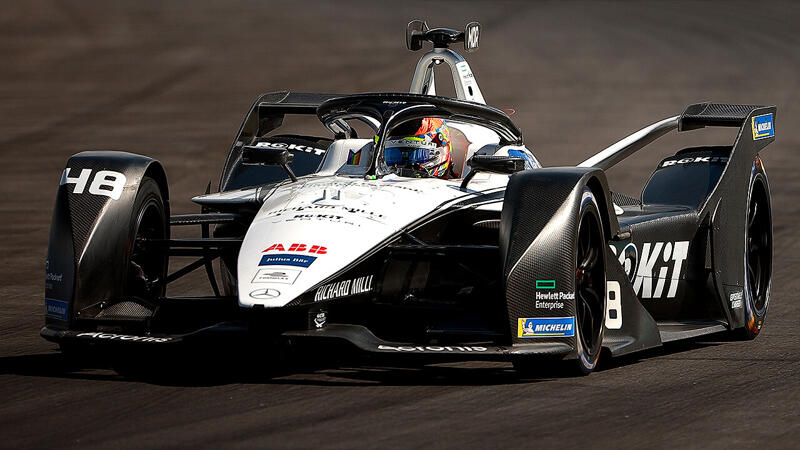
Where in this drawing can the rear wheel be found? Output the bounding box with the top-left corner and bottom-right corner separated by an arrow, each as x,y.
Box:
736,170 -> 771,340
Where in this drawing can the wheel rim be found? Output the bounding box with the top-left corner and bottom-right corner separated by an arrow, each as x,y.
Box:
127,198 -> 166,300
575,208 -> 605,353
746,180 -> 771,313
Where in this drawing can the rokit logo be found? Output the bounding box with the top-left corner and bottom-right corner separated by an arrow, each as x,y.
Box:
661,156 -> 729,167
638,241 -> 689,299
611,241 -> 689,299
255,141 -> 326,156
610,243 -> 639,280
60,168 -> 127,200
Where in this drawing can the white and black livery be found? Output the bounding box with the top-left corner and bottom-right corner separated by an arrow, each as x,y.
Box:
42,21 -> 776,375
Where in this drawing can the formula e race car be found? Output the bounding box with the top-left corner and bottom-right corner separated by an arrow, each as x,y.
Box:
42,21 -> 776,375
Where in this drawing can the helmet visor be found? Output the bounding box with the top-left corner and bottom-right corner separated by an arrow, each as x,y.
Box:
384,138 -> 434,166
385,147 -> 432,166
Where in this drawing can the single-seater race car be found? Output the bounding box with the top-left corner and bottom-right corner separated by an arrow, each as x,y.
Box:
42,21 -> 776,375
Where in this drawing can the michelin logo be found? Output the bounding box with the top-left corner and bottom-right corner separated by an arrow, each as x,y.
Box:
45,298 -> 69,321
751,113 -> 774,140
518,317 -> 575,338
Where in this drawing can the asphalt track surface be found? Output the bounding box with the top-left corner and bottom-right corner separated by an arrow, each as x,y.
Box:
1,1 -> 798,448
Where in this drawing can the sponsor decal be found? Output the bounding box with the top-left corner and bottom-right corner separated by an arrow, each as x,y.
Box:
536,292 -> 574,301
611,241 -> 688,299
252,268 -> 301,284
466,23 -> 479,49
610,242 -> 639,281
314,311 -> 327,328
661,156 -> 729,167
518,317 -> 575,338
60,168 -> 127,200
632,241 -> 689,299
535,280 -> 556,289
751,113 -> 774,140
45,272 -> 63,282
259,254 -> 316,267
534,280 -> 573,302
292,214 -> 345,221
265,204 -> 384,220
309,179 -> 423,193
249,288 -> 281,299
346,149 -> 362,165
46,269 -> 64,291
377,345 -> 488,353
730,290 -> 744,309
277,213 -> 361,227
75,332 -> 173,343
254,141 -> 326,156
605,281 -> 623,329
263,243 -> 327,254
45,298 -> 69,321
259,244 -> 326,267
535,300 -> 565,310
314,275 -> 374,301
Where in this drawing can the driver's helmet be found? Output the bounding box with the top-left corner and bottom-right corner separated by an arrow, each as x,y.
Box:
384,118 -> 452,178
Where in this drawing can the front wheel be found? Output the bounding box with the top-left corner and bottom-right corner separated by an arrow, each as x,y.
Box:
571,189 -> 606,374
124,176 -> 168,304
514,188 -> 606,377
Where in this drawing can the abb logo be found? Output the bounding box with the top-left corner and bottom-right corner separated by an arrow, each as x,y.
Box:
263,243 -> 327,254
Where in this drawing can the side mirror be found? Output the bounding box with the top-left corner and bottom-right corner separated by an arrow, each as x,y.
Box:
467,155 -> 525,173
242,146 -> 294,165
464,22 -> 480,52
241,146 -> 297,182
406,20 -> 429,51
461,155 -> 525,188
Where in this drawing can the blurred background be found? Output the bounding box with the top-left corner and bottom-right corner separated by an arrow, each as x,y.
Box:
1,1 -> 797,447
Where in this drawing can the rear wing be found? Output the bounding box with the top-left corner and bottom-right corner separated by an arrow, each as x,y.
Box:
579,102 -> 776,170
678,102 -> 772,131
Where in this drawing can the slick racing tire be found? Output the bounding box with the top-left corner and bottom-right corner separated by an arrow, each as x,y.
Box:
514,188 -> 606,377
125,176 -> 169,305
735,161 -> 772,340
570,189 -> 606,374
